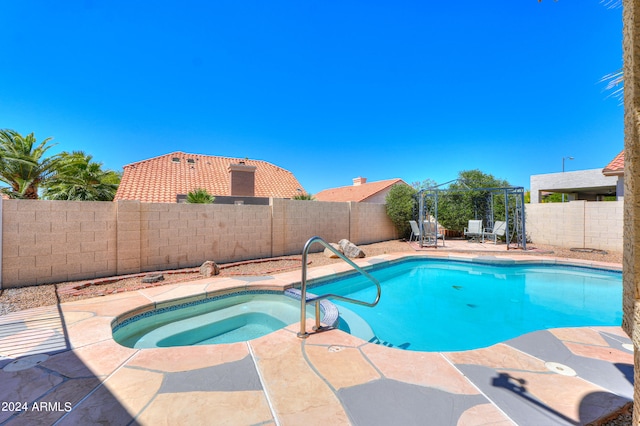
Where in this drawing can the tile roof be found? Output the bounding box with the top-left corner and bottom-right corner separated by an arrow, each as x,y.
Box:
314,178 -> 407,202
602,150 -> 624,176
114,152 -> 305,203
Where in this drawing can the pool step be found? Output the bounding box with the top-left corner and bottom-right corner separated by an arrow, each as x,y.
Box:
368,336 -> 411,350
284,288 -> 339,327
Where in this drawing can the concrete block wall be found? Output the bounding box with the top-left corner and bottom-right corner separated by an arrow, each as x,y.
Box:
116,201 -> 141,275
1,198 -> 396,288
525,200 -> 622,252
3,197 -> 622,288
270,198 -> 287,257
2,199 -> 117,286
349,202 -> 397,245
1,197 -> 623,288
139,202 -> 272,271
584,200 -> 624,251
271,199 -> 350,256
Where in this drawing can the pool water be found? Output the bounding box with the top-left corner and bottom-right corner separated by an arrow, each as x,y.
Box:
113,293 -> 304,348
153,312 -> 288,347
313,259 -> 622,352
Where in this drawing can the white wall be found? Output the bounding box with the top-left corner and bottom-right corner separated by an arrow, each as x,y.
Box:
525,200 -> 622,252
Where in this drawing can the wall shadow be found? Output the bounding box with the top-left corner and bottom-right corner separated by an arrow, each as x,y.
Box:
492,372 -> 632,426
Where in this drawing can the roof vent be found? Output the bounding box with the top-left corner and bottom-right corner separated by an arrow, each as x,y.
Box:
172,157 -> 180,163
187,158 -> 195,164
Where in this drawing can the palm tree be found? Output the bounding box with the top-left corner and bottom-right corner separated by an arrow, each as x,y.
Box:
0,129 -> 62,199
186,188 -> 215,204
43,151 -> 121,201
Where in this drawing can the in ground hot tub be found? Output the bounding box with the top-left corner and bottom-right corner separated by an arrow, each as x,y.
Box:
112,291 -> 337,348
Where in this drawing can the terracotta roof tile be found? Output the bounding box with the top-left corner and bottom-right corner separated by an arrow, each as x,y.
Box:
603,150 -> 624,176
315,178 -> 407,202
114,152 -> 305,203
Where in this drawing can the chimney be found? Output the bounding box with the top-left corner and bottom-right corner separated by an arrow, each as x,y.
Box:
352,177 -> 367,186
228,162 -> 257,196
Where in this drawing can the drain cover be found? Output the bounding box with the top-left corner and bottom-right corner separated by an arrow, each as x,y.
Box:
545,361 -> 576,377
3,354 -> 49,372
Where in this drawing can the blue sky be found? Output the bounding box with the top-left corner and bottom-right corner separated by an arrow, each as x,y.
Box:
1,1 -> 623,194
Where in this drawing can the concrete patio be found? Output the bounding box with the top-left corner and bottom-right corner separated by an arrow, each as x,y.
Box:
0,249 -> 632,425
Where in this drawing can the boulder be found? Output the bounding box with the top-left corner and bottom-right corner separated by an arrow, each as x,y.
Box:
338,239 -> 366,259
141,274 -> 164,283
323,243 -> 342,258
200,260 -> 220,277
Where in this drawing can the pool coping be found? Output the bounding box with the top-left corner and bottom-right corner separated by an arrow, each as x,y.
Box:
0,251 -> 632,425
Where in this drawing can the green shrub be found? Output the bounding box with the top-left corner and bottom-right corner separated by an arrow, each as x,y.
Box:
385,184 -> 417,239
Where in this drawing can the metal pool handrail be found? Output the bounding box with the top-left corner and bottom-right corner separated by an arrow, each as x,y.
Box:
297,236 -> 381,338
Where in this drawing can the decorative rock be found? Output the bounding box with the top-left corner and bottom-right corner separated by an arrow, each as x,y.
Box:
141,274 -> 164,283
200,260 -> 220,277
323,243 -> 342,258
338,239 -> 366,258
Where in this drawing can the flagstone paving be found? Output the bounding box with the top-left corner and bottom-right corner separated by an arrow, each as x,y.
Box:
0,251 -> 632,425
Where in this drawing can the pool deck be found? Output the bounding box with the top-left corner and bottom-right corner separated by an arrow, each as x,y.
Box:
0,248 -> 632,425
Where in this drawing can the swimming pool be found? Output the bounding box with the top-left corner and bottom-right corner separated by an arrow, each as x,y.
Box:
112,258 -> 622,352
311,258 -> 622,352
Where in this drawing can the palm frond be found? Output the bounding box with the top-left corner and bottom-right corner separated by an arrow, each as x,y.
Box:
600,0 -> 622,9
600,69 -> 624,103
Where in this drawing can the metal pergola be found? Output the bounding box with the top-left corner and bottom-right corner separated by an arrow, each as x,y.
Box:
416,183 -> 527,250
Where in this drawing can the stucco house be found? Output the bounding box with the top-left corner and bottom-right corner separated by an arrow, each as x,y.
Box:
114,151 -> 306,204
529,151 -> 624,203
314,177 -> 409,203
602,150 -> 624,199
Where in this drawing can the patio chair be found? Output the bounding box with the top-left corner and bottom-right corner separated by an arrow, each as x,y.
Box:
484,221 -> 507,244
409,220 -> 421,242
423,220 -> 445,246
464,220 -> 484,242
